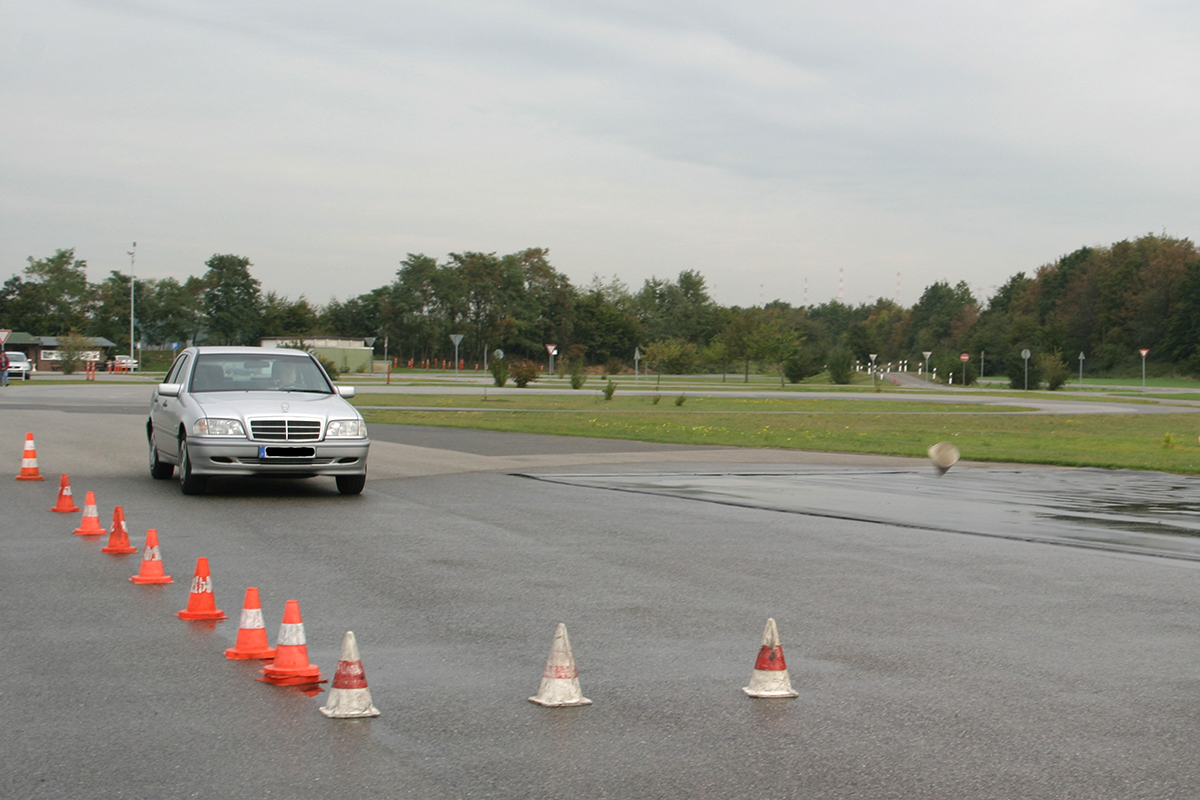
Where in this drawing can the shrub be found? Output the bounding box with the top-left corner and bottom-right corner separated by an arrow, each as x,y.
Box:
783,350 -> 820,383
490,358 -> 509,387
675,394 -> 686,407
602,380 -> 616,401
1035,351 -> 1069,391
651,393 -> 661,405
570,359 -> 587,390
827,347 -> 854,385
510,359 -> 540,388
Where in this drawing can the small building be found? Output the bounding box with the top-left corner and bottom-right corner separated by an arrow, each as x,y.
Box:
1,331 -> 41,357
34,335 -> 118,371
259,337 -> 374,374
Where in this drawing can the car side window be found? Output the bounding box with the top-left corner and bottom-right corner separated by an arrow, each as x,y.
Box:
165,355 -> 191,385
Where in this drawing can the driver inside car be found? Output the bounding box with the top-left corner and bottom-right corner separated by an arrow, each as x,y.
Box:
272,361 -> 302,389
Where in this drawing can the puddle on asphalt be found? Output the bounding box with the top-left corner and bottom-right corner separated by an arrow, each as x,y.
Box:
522,467 -> 1200,561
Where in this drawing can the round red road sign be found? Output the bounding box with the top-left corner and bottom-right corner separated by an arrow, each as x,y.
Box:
960,353 -> 969,362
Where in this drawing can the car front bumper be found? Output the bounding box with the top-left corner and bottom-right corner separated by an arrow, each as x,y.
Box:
187,437 -> 370,477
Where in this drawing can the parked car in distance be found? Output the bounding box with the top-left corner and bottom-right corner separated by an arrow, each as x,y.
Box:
147,346 -> 370,495
111,354 -> 139,371
4,351 -> 32,380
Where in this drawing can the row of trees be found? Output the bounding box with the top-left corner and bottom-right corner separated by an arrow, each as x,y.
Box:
3,234 -> 1199,382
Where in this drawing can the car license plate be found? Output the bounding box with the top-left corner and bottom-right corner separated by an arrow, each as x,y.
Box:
260,446 -> 316,458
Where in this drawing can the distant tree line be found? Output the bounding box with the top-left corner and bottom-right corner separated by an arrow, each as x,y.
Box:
3,234 -> 1198,382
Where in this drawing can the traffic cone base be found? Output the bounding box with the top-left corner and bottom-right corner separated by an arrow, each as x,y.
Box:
15,432 -> 44,481
225,587 -> 276,660
320,631 -> 380,718
50,475 -> 80,512
743,618 -> 799,698
130,529 -> 173,584
74,492 -> 105,536
259,600 -> 323,684
528,623 -> 592,707
101,506 -> 138,554
176,557 -> 227,621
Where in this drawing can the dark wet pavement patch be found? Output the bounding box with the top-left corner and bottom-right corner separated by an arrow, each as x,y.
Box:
523,467 -> 1200,562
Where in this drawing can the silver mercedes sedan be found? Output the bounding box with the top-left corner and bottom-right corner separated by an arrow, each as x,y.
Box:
147,346 -> 370,495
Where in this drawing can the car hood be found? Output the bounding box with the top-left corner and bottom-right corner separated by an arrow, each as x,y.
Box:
190,391 -> 360,419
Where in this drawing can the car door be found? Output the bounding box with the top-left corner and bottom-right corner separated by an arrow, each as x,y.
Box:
152,353 -> 191,460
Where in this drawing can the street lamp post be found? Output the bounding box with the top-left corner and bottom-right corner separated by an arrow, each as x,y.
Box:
127,242 -> 136,363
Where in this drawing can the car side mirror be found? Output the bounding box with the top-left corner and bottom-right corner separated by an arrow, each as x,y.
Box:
336,385 -> 356,399
157,383 -> 182,397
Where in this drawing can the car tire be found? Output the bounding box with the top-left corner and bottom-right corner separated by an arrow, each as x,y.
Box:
149,433 -> 174,480
178,434 -> 207,495
336,474 -> 366,495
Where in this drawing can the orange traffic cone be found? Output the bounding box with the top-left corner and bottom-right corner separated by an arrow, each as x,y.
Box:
49,474 -> 80,512
320,631 -> 380,718
15,432 -> 44,481
101,506 -> 138,554
129,528 -> 173,584
258,600 -> 324,686
225,587 -> 276,660
176,557 -> 227,621
742,618 -> 799,698
74,492 -> 105,536
528,623 -> 592,707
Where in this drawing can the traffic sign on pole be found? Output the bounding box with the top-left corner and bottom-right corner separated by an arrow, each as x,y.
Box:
449,334 -> 464,377
0,329 -> 10,346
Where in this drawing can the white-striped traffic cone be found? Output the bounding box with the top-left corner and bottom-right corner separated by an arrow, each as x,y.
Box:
742,618 -> 799,698
320,631 -> 380,718
528,623 -> 592,707
225,587 -> 276,659
74,491 -> 105,536
258,600 -> 324,686
15,432 -> 44,481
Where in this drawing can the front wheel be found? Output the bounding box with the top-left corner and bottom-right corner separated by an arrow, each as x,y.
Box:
336,474 -> 366,495
149,432 -> 174,480
178,434 -> 207,495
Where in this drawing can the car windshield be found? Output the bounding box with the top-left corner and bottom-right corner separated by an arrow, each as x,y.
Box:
189,354 -> 333,394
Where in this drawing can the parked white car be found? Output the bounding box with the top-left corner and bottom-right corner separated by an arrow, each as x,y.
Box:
147,347 -> 369,495
112,355 -> 139,371
4,351 -> 32,380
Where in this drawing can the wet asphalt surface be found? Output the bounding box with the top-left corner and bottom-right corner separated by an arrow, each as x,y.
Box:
6,384 -> 1200,798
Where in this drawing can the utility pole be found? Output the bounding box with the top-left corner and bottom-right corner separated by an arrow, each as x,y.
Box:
127,242 -> 137,363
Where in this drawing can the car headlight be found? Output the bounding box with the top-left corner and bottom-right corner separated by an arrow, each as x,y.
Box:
326,419 -> 366,438
193,418 -> 246,436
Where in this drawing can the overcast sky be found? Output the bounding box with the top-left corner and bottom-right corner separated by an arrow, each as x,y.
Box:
3,0 -> 1198,310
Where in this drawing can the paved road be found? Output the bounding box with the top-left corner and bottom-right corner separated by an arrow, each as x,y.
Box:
5,384 -> 1200,798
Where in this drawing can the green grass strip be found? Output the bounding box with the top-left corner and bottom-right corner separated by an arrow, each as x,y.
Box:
360,402 -> 1200,474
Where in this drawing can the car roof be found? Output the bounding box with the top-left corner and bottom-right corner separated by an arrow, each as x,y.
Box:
189,346 -> 312,358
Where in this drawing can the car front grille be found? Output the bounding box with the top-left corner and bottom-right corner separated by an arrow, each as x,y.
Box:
249,419 -> 322,441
